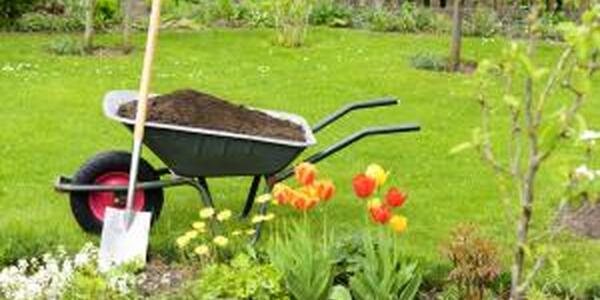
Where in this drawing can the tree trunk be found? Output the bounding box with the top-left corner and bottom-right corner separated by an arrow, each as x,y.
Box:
122,0 -> 133,53
449,0 -> 464,72
83,0 -> 96,53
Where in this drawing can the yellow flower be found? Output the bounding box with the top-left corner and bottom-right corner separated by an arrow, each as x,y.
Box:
184,230 -> 198,239
256,194 -> 272,204
231,230 -> 242,236
176,236 -> 191,249
389,215 -> 408,234
194,245 -> 210,256
199,207 -> 215,219
192,221 -> 206,230
365,163 -> 389,187
263,213 -> 275,221
251,215 -> 264,224
246,229 -> 256,236
213,235 -> 229,247
217,209 -> 232,222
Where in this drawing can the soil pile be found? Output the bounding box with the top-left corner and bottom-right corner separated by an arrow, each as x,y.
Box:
561,201 -> 600,239
117,89 -> 306,142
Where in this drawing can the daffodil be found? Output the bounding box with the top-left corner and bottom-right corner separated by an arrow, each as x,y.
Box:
194,245 -> 210,256
365,163 -> 389,187
213,235 -> 229,247
199,207 -> 215,219
216,209 -> 232,222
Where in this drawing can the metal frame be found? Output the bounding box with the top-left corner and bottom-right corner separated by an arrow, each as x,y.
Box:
55,97 -> 421,242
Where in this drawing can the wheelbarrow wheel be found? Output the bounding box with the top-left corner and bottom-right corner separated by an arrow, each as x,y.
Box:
69,150 -> 164,234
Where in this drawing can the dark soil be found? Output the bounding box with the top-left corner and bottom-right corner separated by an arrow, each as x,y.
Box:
561,201 -> 600,239
118,89 -> 306,142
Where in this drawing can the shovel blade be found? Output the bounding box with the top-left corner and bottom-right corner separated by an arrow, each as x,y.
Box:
98,207 -> 151,271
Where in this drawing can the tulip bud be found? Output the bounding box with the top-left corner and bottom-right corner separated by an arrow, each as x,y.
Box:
365,163 -> 389,187
389,215 -> 408,233
385,187 -> 407,207
314,179 -> 335,201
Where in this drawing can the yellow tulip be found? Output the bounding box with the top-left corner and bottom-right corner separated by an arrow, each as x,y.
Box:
365,163 -> 389,187
389,215 -> 408,234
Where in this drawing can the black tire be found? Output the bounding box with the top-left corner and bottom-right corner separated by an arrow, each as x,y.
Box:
69,150 -> 164,234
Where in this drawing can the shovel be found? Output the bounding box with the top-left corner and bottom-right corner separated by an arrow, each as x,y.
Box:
98,0 -> 162,271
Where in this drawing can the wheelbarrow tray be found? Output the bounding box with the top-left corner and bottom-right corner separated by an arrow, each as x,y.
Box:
104,91 -> 317,177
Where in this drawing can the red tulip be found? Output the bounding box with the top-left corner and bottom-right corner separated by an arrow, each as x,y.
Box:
314,179 -> 335,201
292,190 -> 318,211
385,187 -> 407,207
352,174 -> 376,198
295,162 -> 317,186
272,184 -> 293,205
369,204 -> 392,224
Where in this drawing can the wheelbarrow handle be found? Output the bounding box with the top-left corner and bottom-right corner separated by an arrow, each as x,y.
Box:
312,97 -> 398,134
275,123 -> 420,182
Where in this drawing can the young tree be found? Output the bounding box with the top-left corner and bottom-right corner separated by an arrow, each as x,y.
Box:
122,0 -> 133,53
454,4 -> 599,299
449,0 -> 464,72
83,0 -> 97,53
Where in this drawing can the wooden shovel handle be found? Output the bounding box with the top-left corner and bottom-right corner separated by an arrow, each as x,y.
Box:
133,0 -> 161,141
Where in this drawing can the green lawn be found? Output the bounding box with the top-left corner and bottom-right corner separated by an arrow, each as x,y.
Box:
1,28 -> 599,291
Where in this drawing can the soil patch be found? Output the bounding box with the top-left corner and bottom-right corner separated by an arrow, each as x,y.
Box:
560,201 -> 600,239
118,89 -> 306,142
137,257 -> 195,297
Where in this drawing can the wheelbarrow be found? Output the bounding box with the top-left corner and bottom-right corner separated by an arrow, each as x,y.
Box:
55,90 -> 420,241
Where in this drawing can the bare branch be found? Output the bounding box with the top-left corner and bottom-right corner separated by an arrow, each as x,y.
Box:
518,256 -> 545,293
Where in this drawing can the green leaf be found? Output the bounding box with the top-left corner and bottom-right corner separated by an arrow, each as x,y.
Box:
329,285 -> 352,300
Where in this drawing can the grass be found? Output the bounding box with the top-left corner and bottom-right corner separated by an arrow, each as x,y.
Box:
1,28 -> 599,292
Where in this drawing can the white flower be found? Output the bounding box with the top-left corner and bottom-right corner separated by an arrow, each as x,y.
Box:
574,165 -> 596,180
580,130 -> 600,141
256,194 -> 272,204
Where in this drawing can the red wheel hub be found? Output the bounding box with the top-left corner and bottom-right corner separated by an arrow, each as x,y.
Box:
88,172 -> 145,220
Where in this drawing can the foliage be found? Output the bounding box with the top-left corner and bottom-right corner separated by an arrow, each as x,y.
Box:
409,52 -> 447,71
47,37 -> 84,56
463,7 -> 501,38
365,4 -> 449,34
272,0 -> 314,47
14,12 -> 84,32
272,162 -> 336,211
268,223 -> 334,300
348,230 -> 421,300
310,0 -> 353,27
185,253 -> 289,300
0,0 -> 40,28
442,224 -> 500,300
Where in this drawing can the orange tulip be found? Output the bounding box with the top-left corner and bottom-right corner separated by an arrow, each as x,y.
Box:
295,162 -> 317,186
272,183 -> 293,205
314,179 -> 335,201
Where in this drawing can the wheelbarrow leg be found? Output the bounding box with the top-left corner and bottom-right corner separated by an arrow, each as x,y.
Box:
240,176 -> 261,219
251,176 -> 275,245
190,177 -> 214,208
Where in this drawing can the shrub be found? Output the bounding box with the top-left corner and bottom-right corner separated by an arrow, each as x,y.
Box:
14,12 -> 84,32
348,230 -> 421,300
47,37 -> 84,56
367,8 -> 400,32
0,0 -> 41,28
272,0 -> 314,47
463,7 -> 501,37
185,253 -> 289,300
268,223 -> 334,300
409,52 -> 447,71
310,0 -> 353,27
442,224 -> 500,300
